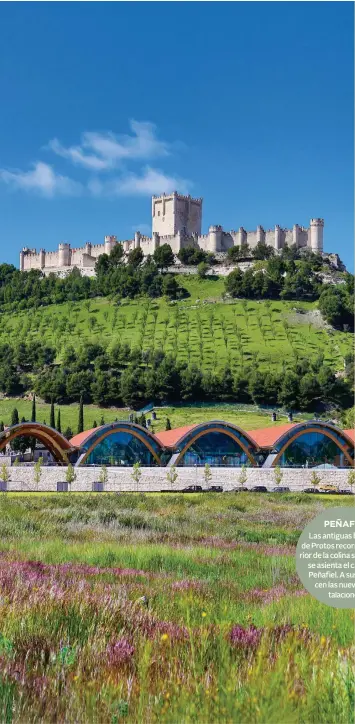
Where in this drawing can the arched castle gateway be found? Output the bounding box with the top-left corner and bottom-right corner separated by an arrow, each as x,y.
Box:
19,191 -> 325,275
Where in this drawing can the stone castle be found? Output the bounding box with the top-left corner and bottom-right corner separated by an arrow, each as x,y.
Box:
20,192 -> 325,275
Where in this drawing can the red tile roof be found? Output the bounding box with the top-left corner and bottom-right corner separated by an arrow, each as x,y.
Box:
154,425 -> 196,447
247,423 -> 297,448
344,428 -> 355,442
70,427 -> 103,447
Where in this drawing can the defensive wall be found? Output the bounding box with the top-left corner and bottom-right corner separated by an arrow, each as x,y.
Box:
19,191 -> 325,274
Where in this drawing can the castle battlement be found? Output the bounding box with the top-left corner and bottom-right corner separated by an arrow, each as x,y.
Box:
19,192 -> 325,273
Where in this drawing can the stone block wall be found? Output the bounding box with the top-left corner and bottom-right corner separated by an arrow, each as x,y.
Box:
3,466 -> 351,493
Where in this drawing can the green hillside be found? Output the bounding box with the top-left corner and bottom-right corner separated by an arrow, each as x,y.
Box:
1,275 -> 351,375
0,398 -> 311,435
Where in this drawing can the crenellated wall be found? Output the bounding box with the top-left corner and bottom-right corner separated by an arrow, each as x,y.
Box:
19,192 -> 324,274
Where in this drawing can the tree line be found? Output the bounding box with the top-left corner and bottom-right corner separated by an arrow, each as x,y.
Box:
32,341 -> 352,413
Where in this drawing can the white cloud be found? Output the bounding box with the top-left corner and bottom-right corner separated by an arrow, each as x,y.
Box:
47,120 -> 171,172
0,162 -> 82,197
131,223 -> 151,235
111,166 -> 191,196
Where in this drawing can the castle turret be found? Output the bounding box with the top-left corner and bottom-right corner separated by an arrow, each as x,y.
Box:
134,231 -> 141,249
310,219 -> 324,252
19,250 -> 24,271
238,227 -> 247,247
208,225 -> 223,253
58,243 -> 71,267
292,224 -> 300,247
104,235 -> 117,255
152,231 -> 160,251
275,225 -> 282,250
256,225 -> 265,244
85,242 -> 92,256
39,249 -> 46,269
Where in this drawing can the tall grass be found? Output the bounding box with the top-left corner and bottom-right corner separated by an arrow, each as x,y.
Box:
0,493 -> 353,722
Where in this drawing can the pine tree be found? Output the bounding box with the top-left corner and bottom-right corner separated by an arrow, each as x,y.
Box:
31,394 -> 36,423
78,396 -> 84,434
93,420 -> 97,428
50,399 -> 55,429
99,416 -> 105,426
11,408 -> 19,427
64,426 -> 73,440
56,409 -> 61,434
165,418 -> 172,431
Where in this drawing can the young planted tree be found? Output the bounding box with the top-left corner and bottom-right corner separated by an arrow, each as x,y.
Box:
66,463 -> 76,490
0,462 -> 10,485
204,463 -> 212,487
131,461 -> 142,491
347,469 -> 355,494
310,470 -> 322,488
238,464 -> 248,490
166,464 -> 178,491
165,418 -> 172,431
273,465 -> 283,486
99,465 -> 108,485
33,456 -> 43,491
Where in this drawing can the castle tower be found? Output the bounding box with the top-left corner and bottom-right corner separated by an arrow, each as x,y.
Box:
208,225 -> 223,253
274,225 -> 282,250
152,191 -> 202,236
104,235 -> 117,255
58,243 -> 71,267
39,249 -> 46,268
19,250 -> 24,271
310,219 -> 324,252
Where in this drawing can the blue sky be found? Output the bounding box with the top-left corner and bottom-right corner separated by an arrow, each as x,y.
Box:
0,2 -> 353,269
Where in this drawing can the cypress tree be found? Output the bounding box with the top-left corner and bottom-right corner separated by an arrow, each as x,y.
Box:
56,409 -> 61,434
0,421 -> 4,433
93,420 -> 97,428
50,400 -> 55,429
165,418 -> 172,431
31,394 -> 36,423
99,415 -> 105,426
11,408 -> 19,427
64,426 -> 73,440
78,396 -> 84,434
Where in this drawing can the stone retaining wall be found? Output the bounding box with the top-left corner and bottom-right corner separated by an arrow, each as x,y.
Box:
2,466 -> 351,493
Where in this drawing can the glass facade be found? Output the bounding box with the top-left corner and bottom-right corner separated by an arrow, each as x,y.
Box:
83,431 -> 160,466
178,431 -> 253,467
278,432 -> 351,468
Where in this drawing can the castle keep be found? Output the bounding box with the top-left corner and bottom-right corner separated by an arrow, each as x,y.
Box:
20,191 -> 324,274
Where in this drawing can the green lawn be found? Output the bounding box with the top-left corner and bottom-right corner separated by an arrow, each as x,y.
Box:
0,493 -> 352,722
0,398 -> 310,434
2,276 -> 352,375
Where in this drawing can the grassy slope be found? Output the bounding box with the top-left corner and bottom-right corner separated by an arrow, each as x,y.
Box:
0,399 -> 309,434
0,493 -> 352,722
3,275 -> 351,375
0,275 -> 351,430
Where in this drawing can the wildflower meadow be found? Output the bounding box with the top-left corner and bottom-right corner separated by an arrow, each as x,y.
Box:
0,491 -> 353,722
